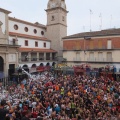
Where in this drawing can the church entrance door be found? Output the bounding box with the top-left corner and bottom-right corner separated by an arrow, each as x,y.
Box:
0,56 -> 4,72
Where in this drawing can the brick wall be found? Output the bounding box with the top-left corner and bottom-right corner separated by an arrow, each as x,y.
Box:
63,36 -> 120,50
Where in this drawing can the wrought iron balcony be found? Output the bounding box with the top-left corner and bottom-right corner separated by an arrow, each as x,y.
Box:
87,58 -> 113,62
19,57 -> 57,62
73,58 -> 81,61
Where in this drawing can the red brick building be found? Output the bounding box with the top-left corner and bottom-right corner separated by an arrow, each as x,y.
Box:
63,29 -> 120,71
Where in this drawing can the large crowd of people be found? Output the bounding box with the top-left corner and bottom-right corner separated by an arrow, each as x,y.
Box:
0,71 -> 120,120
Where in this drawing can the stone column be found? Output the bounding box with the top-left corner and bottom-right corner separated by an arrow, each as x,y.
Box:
28,52 -> 31,62
44,53 -> 46,61
18,52 -> 21,63
37,52 -> 39,61
15,52 -> 19,68
50,53 -> 52,60
4,52 -> 9,77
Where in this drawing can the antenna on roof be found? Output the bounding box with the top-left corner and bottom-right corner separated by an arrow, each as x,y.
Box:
83,26 -> 85,32
89,9 -> 93,32
99,13 -> 102,30
110,15 -> 112,28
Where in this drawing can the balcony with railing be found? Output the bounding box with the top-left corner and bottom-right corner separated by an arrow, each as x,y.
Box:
19,57 -> 56,62
19,52 -> 57,63
9,39 -> 19,46
20,58 -> 29,62
85,45 -> 119,51
31,53 -> 37,61
73,58 -> 81,62
86,46 -> 107,50
87,57 -> 113,62
72,46 -> 81,51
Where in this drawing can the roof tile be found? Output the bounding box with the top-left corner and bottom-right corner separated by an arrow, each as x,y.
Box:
9,32 -> 50,41
63,28 -> 120,39
18,47 -> 57,53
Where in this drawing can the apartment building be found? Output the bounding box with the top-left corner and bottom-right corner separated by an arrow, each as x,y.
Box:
63,29 -> 120,71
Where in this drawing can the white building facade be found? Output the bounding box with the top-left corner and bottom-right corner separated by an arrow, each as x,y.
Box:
0,0 -> 68,77
8,17 -> 57,73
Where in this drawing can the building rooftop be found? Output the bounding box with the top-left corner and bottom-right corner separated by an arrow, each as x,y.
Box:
0,8 -> 11,14
63,28 -> 120,39
9,17 -> 46,29
9,32 -> 50,41
18,47 -> 57,53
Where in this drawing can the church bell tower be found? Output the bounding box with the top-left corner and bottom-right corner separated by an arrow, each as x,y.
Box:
46,0 -> 68,61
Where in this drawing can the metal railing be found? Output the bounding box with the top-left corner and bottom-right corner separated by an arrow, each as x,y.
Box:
19,57 -> 57,62
73,58 -> 81,61
0,77 -> 15,89
87,58 -> 113,62
9,41 -> 18,46
85,45 -> 118,50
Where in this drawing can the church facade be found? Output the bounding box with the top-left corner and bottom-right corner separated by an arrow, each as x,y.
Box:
0,0 -> 67,78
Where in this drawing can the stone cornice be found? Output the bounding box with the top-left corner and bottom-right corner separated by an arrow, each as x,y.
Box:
9,17 -> 46,29
47,23 -> 67,27
45,7 -> 69,13
0,8 -> 11,14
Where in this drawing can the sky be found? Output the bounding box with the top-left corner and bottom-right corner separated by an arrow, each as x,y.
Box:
0,0 -> 120,36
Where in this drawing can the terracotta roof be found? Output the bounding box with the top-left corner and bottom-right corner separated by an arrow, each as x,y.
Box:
9,32 -> 50,41
63,28 -> 120,39
18,47 -> 57,53
9,17 -> 46,29
0,8 -> 11,14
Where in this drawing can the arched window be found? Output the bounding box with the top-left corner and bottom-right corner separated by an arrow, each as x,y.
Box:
41,31 -> 44,35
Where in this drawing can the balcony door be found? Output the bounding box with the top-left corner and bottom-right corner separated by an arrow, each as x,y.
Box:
107,52 -> 112,61
0,56 -> 4,78
98,52 -> 103,61
76,52 -> 80,61
98,40 -> 102,49
0,56 -> 4,72
90,40 -> 94,49
107,40 -> 112,49
90,52 -> 94,61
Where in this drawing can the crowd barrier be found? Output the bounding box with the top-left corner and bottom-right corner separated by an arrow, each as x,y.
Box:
0,77 -> 14,89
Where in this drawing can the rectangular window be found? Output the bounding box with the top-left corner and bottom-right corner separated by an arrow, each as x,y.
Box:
90,40 -> 94,49
35,41 -> 38,47
98,52 -> 103,61
76,52 -> 80,61
51,16 -> 55,21
107,52 -> 112,62
89,52 -> 94,61
76,41 -> 80,50
98,40 -> 102,49
25,40 -> 28,46
44,42 -> 46,47
107,40 -> 112,49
